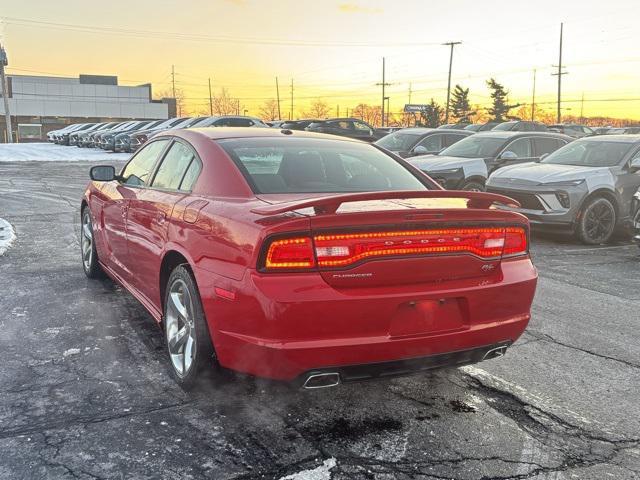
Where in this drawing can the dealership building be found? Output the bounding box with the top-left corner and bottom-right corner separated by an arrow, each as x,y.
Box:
0,73 -> 175,141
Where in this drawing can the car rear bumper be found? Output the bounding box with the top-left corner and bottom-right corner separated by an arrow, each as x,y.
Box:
195,256 -> 537,381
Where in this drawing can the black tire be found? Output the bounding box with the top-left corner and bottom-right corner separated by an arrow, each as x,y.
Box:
576,197 -> 616,245
80,207 -> 104,278
461,180 -> 485,192
163,265 -> 215,389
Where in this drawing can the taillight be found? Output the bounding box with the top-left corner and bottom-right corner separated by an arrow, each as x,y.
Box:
503,227 -> 528,257
264,237 -> 315,270
260,226 -> 528,272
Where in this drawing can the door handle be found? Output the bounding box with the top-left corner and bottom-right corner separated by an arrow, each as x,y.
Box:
156,212 -> 167,224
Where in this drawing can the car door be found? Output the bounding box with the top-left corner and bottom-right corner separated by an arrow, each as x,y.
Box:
125,139 -> 201,308
617,147 -> 640,220
492,137 -> 536,173
99,139 -> 170,280
533,137 -> 568,159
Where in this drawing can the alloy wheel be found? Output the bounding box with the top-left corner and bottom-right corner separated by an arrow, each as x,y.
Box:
584,201 -> 614,243
165,279 -> 197,377
81,210 -> 93,271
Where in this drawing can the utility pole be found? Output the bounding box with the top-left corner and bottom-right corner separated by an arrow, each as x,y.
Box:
336,105 -> 340,117
531,69 -> 537,121
375,57 -> 392,127
443,41 -> 461,124
552,23 -> 568,123
290,78 -> 294,120
408,82 -> 412,104
208,77 -> 213,116
275,77 -> 282,120
171,65 -> 176,98
580,92 -> 585,121
0,43 -> 12,143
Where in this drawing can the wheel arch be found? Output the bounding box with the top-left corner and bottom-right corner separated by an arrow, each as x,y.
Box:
459,175 -> 486,189
577,188 -> 620,220
159,249 -> 195,314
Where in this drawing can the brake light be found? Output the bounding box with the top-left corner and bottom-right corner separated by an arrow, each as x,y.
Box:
264,237 -> 315,270
261,227 -> 528,272
503,227 -> 528,257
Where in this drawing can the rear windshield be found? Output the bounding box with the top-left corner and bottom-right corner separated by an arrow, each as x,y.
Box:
218,137 -> 429,193
492,122 -> 516,131
541,140 -> 634,167
375,132 -> 422,151
438,136 -> 506,159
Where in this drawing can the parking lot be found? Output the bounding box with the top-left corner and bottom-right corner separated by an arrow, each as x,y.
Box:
0,157 -> 639,479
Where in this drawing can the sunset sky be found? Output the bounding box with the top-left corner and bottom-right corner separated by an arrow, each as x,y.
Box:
1,0 -> 639,120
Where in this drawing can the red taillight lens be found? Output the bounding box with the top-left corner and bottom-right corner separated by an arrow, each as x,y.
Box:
261,226 -> 528,272
503,227 -> 528,257
264,237 -> 315,270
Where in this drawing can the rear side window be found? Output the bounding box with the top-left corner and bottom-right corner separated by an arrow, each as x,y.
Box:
533,137 -> 565,156
219,137 -> 429,193
121,140 -> 169,186
415,134 -> 443,152
152,142 -> 196,190
504,138 -> 532,158
443,133 -> 467,147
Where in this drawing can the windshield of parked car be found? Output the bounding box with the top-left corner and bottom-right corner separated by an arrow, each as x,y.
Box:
492,122 -> 516,131
438,135 -> 506,158
541,140 -> 634,167
219,137 -> 430,193
375,132 -> 423,151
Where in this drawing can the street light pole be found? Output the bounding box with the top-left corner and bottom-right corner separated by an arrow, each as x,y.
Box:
0,43 -> 13,143
443,41 -> 461,125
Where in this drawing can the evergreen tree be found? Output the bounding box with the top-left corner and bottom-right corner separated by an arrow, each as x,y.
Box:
419,99 -> 445,127
486,78 -> 520,121
450,85 -> 475,123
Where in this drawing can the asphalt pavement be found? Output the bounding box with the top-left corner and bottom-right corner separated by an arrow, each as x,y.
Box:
0,160 -> 638,480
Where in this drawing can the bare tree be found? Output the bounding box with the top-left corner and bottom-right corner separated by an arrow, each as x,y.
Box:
154,88 -> 188,116
303,99 -> 330,119
352,104 -> 382,127
213,88 -> 239,116
259,99 -> 280,121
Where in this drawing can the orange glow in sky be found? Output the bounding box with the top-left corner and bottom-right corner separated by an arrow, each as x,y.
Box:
1,0 -> 639,121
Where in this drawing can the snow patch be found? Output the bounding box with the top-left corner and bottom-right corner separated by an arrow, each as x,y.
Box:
0,143 -> 131,162
63,348 -> 81,357
278,458 -> 337,480
0,218 -> 16,256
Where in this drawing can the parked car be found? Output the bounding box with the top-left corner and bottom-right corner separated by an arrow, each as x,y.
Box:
190,115 -> 269,128
56,123 -> 95,145
409,132 -> 572,191
81,128 -> 537,388
266,120 -> 286,128
593,127 -> 613,135
492,121 -> 548,132
279,119 -> 321,131
305,118 -> 387,142
69,123 -> 108,146
464,122 -> 500,132
486,135 -> 640,244
102,120 -> 159,151
438,122 -> 471,130
632,187 -> 640,248
87,122 -> 130,148
620,127 -> 640,134
374,128 -> 473,158
77,122 -> 119,148
120,117 -> 190,153
96,121 -> 139,149
547,124 -> 595,138
47,123 -> 82,143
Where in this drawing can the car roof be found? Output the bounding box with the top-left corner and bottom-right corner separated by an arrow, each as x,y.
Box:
471,131 -> 571,140
160,127 -> 366,143
578,134 -> 640,143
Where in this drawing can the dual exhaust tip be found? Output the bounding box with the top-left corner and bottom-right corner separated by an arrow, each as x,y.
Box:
301,345 -> 509,389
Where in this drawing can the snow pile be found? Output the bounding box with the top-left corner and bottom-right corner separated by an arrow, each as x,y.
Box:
0,143 -> 131,162
278,458 -> 337,480
0,218 -> 16,256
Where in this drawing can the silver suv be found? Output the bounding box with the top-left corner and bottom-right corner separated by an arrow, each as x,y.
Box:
487,135 -> 640,244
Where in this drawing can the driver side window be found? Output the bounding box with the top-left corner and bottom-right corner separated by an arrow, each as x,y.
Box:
504,138 -> 532,158
121,139 -> 169,186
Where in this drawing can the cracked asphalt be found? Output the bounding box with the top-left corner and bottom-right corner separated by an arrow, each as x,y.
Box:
0,160 -> 639,480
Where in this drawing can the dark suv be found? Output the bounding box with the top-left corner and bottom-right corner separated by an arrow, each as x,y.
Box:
547,124 -> 595,138
305,118 -> 387,142
374,128 -> 473,158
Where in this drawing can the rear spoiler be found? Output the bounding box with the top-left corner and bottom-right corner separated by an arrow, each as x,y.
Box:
251,190 -> 520,216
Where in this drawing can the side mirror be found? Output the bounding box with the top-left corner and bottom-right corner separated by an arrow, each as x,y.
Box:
413,145 -> 429,155
499,151 -> 518,161
629,157 -> 640,173
90,165 -> 116,182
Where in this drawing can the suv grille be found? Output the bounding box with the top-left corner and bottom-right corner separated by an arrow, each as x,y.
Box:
487,188 -> 544,210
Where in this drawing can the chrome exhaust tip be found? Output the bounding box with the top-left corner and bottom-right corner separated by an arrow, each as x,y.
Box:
482,345 -> 508,361
302,372 -> 341,389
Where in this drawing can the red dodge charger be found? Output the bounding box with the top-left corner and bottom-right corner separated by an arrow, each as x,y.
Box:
81,128 -> 537,389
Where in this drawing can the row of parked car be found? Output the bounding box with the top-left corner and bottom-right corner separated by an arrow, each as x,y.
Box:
47,115 -> 268,152
49,114 -> 640,246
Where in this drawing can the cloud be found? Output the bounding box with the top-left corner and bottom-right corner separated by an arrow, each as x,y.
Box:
338,3 -> 383,14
